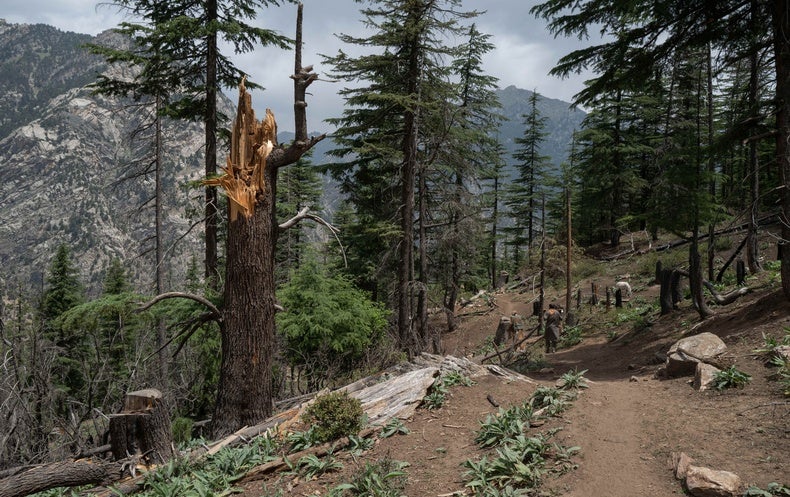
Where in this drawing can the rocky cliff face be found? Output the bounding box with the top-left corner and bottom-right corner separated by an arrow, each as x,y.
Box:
0,21 -> 585,294
0,21 -> 206,293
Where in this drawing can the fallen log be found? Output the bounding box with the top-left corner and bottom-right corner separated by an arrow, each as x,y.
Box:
0,458 -> 128,497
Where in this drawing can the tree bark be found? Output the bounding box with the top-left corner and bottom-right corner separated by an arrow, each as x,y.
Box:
660,268 -> 674,315
109,389 -> 174,465
209,5 -> 324,437
774,0 -> 790,301
204,0 -> 220,290
0,459 -> 126,497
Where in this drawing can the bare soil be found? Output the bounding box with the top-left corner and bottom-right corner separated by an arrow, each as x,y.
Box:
239,265 -> 790,496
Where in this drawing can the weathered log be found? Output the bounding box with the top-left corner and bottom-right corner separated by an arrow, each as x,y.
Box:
109,389 -> 174,465
0,458 -> 126,497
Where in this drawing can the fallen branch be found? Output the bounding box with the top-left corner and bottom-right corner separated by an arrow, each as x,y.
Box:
238,425 -> 379,484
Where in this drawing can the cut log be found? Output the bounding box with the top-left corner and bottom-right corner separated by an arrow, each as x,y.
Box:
0,458 -> 126,497
109,389 -> 174,465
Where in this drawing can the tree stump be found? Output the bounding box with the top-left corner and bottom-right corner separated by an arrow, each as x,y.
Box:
615,288 -> 623,308
493,316 -> 511,346
736,259 -> 746,285
589,282 -> 599,305
109,389 -> 174,465
576,288 -> 582,309
496,271 -> 509,289
532,301 -> 541,317
660,268 -> 674,315
655,260 -> 663,285
605,287 -> 611,310
671,270 -> 683,306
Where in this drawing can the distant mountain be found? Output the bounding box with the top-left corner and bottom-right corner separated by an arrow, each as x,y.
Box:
0,22 -> 207,293
0,22 -> 584,292
496,85 -> 585,174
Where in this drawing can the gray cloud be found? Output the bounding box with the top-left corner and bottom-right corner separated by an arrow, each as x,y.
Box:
3,0 -> 595,131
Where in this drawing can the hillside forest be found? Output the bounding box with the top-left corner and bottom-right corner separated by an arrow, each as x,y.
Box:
1,0 -> 790,479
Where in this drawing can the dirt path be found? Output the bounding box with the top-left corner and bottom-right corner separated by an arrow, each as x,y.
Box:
548,378 -> 677,496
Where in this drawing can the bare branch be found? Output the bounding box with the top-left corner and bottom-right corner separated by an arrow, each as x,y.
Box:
278,207 -> 347,267
137,292 -> 221,320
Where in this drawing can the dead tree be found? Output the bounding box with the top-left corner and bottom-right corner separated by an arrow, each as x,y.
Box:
109,389 -> 174,465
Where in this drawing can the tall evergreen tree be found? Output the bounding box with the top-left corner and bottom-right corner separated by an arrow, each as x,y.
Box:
40,244 -> 84,327
505,90 -> 551,263
532,0 -> 790,301
94,0 -> 294,289
323,0 -> 476,356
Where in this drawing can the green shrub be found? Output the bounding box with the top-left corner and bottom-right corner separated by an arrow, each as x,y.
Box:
171,417 -> 194,446
559,325 -> 582,348
713,366 -> 752,390
302,391 -> 364,443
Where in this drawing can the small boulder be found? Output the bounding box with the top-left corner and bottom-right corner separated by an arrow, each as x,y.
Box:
670,451 -> 695,480
773,345 -> 790,363
693,363 -> 720,391
685,465 -> 742,497
666,332 -> 727,377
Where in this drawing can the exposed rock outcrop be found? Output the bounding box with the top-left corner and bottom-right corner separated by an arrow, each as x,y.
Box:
666,332 -> 727,377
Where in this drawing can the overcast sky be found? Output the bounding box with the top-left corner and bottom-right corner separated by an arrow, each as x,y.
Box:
2,0 -> 596,132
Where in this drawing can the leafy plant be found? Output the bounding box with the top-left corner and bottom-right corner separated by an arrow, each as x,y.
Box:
335,456 -> 409,496
286,427 -> 319,452
558,368 -> 589,390
529,386 -> 569,413
347,433 -> 375,455
475,408 -> 528,449
295,452 -> 343,479
379,418 -> 410,438
558,325 -> 582,348
303,390 -> 365,443
443,371 -> 475,387
743,483 -> 790,496
713,366 -> 752,391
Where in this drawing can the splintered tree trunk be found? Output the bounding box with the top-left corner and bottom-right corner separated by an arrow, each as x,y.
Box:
208,4 -> 323,437
109,389 -> 174,464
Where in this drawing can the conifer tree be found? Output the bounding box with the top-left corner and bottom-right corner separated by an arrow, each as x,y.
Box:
40,244 -> 84,327
93,0 -> 294,289
324,0 -> 477,355
505,91 -> 551,264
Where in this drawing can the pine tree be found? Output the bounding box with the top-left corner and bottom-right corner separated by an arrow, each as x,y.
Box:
531,0 -> 790,300
40,244 -> 84,327
93,0 -> 294,289
323,0 -> 477,355
505,91 -> 552,264
103,258 -> 131,295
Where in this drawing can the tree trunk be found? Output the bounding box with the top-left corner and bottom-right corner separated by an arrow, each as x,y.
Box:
746,0 -> 762,274
109,389 -> 174,464
0,459 -> 125,497
209,5 -> 323,437
398,5 -> 420,357
689,238 -> 713,318
774,0 -> 790,300
204,0 -> 220,290
154,96 -> 168,385
660,268 -> 674,315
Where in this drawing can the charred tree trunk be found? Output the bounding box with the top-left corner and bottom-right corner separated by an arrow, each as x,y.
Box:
660,268 -> 674,315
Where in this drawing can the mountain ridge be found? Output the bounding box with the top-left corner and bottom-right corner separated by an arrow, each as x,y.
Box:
0,21 -> 585,292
